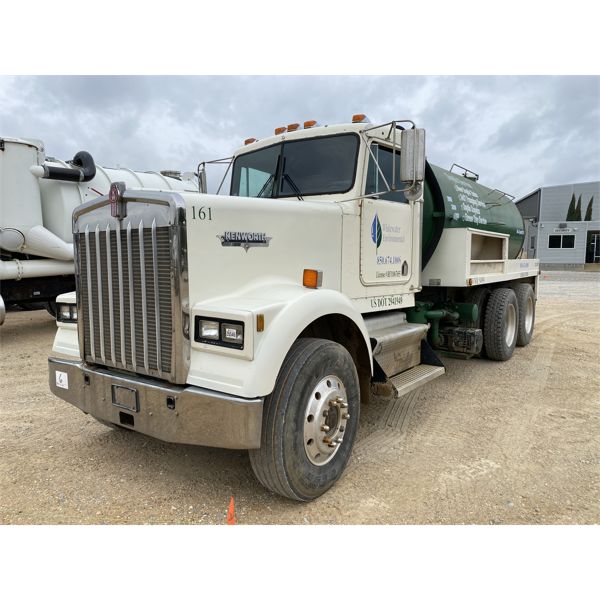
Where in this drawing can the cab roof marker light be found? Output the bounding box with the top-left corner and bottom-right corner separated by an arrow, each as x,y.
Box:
244,137 -> 257,145
287,123 -> 300,132
352,113 -> 371,123
274,126 -> 286,135
303,120 -> 319,129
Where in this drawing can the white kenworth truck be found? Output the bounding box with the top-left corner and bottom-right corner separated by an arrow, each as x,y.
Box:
49,116 -> 539,501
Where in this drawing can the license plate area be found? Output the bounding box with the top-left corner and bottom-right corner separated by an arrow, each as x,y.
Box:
112,385 -> 139,412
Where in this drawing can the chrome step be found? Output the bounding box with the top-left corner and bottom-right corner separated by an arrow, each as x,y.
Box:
389,364 -> 445,398
364,312 -> 429,378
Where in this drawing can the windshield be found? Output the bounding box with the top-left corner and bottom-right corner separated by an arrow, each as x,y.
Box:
230,133 -> 359,198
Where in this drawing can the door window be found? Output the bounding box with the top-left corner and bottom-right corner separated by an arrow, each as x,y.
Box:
365,144 -> 407,203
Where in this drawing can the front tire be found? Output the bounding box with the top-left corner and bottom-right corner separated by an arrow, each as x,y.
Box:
249,338 -> 360,501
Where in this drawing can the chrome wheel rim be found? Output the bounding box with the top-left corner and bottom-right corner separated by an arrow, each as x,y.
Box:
525,297 -> 534,333
505,303 -> 517,346
303,375 -> 349,466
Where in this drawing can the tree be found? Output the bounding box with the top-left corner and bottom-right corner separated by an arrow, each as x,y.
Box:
566,193 -> 576,220
585,196 -> 594,221
574,194 -> 582,221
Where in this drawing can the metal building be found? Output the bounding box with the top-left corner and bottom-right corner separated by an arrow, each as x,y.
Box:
516,181 -> 600,269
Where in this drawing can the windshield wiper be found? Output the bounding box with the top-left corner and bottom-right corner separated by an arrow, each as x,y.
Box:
257,154 -> 281,198
283,173 -> 304,201
257,173 -> 275,198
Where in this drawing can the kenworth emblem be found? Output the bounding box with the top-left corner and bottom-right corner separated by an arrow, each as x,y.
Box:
217,231 -> 272,252
109,181 -> 127,220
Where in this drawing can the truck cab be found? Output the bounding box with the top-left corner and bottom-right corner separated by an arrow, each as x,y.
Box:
49,116 -> 538,501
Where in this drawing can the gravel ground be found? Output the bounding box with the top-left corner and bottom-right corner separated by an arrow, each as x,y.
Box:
1,271 -> 599,524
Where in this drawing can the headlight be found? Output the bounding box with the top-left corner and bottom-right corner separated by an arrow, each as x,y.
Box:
195,317 -> 244,349
199,319 -> 220,340
57,303 -> 77,323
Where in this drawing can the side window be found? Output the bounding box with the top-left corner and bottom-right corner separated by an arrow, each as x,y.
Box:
365,143 -> 407,203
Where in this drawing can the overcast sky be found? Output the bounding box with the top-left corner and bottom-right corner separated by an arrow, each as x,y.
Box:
1,75 -> 598,199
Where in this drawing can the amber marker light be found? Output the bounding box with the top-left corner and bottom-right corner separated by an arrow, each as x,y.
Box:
352,113 -> 370,123
304,119 -> 318,129
287,123 -> 300,132
256,314 -> 265,332
303,269 -> 323,289
274,126 -> 287,135
244,137 -> 257,145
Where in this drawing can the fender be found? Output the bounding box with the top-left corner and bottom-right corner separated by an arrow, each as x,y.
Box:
187,284 -> 373,398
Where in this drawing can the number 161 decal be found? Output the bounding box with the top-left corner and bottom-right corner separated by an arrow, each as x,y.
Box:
191,206 -> 213,221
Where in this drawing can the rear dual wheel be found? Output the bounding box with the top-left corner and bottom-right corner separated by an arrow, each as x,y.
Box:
249,338 -> 360,501
484,288 -> 519,361
514,283 -> 536,347
484,284 -> 536,361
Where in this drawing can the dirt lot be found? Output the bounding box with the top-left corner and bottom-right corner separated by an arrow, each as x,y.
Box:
1,271 -> 599,524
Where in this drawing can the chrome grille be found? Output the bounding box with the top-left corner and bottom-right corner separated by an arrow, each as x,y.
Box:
77,219 -> 173,377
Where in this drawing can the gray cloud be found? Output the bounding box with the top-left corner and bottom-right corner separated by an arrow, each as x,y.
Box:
0,75 -> 598,198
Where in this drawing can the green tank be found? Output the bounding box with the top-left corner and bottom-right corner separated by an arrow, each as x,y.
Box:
422,163 -> 525,267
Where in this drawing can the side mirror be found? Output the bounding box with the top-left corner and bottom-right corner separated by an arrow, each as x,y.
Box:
198,164 -> 208,194
400,128 -> 426,183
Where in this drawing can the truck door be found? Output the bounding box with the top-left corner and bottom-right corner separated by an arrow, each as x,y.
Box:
360,143 -> 415,286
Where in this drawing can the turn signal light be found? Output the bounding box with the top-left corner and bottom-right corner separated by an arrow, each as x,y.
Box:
303,269 -> 323,289
274,126 -> 286,135
304,119 -> 318,129
244,137 -> 257,145
352,113 -> 370,123
287,123 -> 300,132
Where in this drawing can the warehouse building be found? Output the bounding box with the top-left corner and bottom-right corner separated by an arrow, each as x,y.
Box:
516,180 -> 600,269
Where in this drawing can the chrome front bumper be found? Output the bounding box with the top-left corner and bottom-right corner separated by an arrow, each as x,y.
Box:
48,357 -> 263,449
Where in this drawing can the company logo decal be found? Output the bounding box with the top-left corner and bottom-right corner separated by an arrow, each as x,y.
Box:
217,231 -> 272,252
371,214 -> 382,249
369,212 -> 408,278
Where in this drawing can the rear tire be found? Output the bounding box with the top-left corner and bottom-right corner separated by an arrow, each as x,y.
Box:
249,338 -> 360,501
514,283 -> 535,347
484,288 -> 519,361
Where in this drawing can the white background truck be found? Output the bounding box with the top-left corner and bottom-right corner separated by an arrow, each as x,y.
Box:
49,116 -> 539,501
0,136 -> 196,324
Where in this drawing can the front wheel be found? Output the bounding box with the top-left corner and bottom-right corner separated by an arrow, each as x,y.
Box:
249,338 -> 360,501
